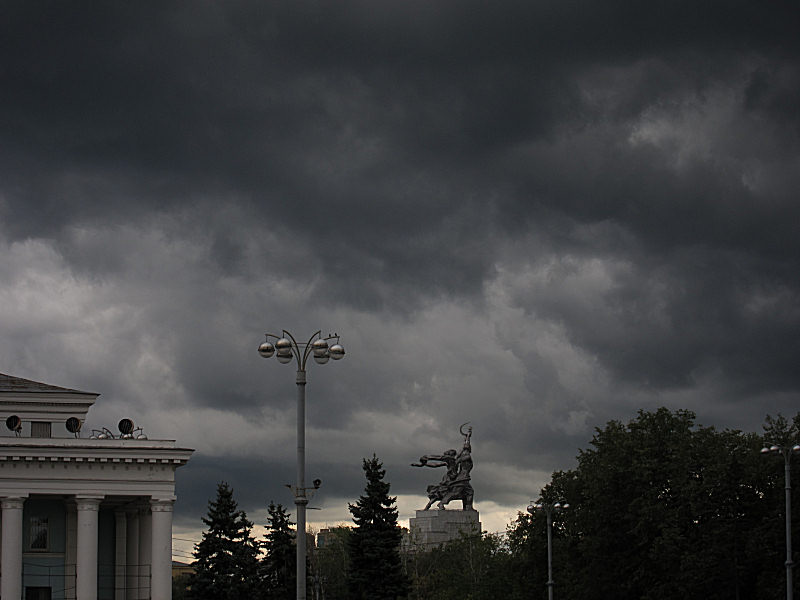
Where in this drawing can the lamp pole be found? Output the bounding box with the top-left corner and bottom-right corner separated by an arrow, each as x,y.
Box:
259,330 -> 345,600
527,500 -> 569,600
761,443 -> 800,600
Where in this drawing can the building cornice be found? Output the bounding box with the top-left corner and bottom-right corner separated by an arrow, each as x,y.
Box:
0,439 -> 193,466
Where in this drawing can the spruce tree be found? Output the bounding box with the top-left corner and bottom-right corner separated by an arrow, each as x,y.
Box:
260,501 -> 296,600
189,481 -> 260,600
347,454 -> 409,600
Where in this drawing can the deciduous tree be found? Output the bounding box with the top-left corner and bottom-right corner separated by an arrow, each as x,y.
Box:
311,525 -> 350,600
407,531 -> 512,600
507,408 -> 799,600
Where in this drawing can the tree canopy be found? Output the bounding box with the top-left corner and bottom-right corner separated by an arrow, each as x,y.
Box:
311,525 -> 350,599
510,408 -> 800,600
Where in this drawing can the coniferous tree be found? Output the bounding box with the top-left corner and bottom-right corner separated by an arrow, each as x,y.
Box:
260,501 -> 296,600
347,454 -> 409,600
189,482 -> 260,600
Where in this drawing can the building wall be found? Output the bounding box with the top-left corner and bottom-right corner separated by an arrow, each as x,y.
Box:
22,498 -> 67,600
16,500 -> 122,600
98,508 -> 116,600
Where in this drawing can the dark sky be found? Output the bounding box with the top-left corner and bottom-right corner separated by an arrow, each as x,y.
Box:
1,0 -> 799,549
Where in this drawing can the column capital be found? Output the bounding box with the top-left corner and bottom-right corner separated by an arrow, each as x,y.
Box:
75,497 -> 103,511
150,498 -> 175,513
138,503 -> 152,516
1,497 -> 25,510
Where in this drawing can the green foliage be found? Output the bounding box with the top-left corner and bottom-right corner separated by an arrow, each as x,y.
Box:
172,573 -> 190,600
260,502 -> 296,600
311,525 -> 350,600
406,532 -> 513,600
763,413 -> 800,447
503,408 -> 800,600
505,510 -> 550,599
348,454 -> 409,599
189,482 -> 260,600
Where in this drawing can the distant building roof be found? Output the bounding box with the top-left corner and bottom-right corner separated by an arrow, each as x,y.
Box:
0,373 -> 95,395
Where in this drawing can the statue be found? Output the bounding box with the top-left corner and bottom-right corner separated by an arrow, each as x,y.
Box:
411,423 -> 474,510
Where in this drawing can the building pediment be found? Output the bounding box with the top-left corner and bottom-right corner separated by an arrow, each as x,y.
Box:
0,372 -> 98,431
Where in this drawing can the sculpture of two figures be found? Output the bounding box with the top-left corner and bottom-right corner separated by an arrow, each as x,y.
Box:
411,423 -> 474,511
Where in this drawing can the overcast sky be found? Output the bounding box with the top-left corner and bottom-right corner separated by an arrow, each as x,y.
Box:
1,0 -> 799,556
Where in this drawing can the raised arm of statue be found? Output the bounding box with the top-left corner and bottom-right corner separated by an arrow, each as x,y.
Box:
411,455 -> 449,468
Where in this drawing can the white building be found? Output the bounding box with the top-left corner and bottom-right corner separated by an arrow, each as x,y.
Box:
0,373 -> 193,600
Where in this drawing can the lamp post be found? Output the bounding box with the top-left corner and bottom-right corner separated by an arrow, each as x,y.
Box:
527,500 -> 569,600
259,330 -> 345,600
761,443 -> 800,600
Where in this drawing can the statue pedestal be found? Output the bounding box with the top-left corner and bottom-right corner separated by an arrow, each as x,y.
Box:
408,509 -> 482,549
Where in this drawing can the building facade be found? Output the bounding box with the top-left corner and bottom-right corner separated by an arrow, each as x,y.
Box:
0,373 -> 193,600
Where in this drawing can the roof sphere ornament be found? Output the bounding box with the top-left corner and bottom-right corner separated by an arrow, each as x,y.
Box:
118,419 -> 134,436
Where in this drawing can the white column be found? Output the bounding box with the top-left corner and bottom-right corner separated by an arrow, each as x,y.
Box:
150,499 -> 174,600
1,497 -> 25,600
76,497 -> 102,600
138,505 -> 152,600
114,510 -> 128,600
126,508 -> 140,600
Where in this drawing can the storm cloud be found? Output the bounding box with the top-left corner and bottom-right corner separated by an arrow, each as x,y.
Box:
1,0 -> 798,538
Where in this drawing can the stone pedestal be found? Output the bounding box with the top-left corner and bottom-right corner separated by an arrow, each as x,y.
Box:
408,509 -> 481,548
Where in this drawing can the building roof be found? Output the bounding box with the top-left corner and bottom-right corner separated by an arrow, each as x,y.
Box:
0,373 -> 96,395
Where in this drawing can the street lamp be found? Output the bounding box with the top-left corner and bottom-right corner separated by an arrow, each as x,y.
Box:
259,330 -> 345,600
761,443 -> 800,600
527,500 -> 569,600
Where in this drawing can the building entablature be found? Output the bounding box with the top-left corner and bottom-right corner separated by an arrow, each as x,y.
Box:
0,437 -> 192,465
